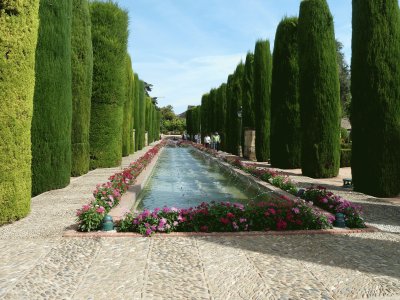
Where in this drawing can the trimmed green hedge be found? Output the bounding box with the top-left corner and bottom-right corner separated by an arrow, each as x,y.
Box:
71,0 -> 93,176
298,0 -> 340,178
0,1 -> 39,223
231,63 -> 244,156
351,0 -> 400,197
201,93 -> 209,140
242,52 -> 255,155
216,84 -> 227,150
340,149 -> 351,168
89,1 -> 128,168
253,40 -> 272,162
270,17 -> 301,169
31,0 -> 73,196
122,55 -> 134,157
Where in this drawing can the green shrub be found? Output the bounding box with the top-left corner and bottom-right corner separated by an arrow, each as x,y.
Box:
71,0 -> 93,176
351,0 -> 400,196
0,1 -> 39,223
89,1 -> 128,168
231,63 -> 244,156
253,40 -> 272,162
31,0 -> 73,196
216,84 -> 227,150
298,0 -> 340,178
225,75 -> 234,153
340,149 -> 351,167
340,127 -> 349,143
270,17 -> 301,169
201,93 -> 209,140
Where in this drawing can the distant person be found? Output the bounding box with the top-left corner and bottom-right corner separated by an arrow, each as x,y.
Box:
194,134 -> 199,143
213,132 -> 220,151
204,134 -> 211,148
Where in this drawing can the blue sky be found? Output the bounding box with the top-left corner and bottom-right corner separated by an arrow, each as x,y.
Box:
115,0 -> 352,114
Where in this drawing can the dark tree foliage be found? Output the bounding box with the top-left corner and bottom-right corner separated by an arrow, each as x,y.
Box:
225,75 -> 234,153
351,0 -> 400,197
186,108 -> 193,137
89,1 -> 128,168
71,0 -> 93,176
253,40 -> 272,162
32,0 -> 73,195
129,74 -> 136,154
0,0 -> 39,223
298,0 -> 340,178
122,55 -> 134,156
242,52 -> 255,154
201,93 -> 209,139
208,88 -> 218,134
133,73 -> 140,151
216,83 -> 227,150
228,63 -> 244,156
270,17 -> 301,169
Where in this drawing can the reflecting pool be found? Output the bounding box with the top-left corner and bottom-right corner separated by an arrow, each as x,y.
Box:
135,147 -> 271,210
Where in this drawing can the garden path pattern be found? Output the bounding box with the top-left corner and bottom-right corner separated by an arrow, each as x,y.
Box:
0,144 -> 400,299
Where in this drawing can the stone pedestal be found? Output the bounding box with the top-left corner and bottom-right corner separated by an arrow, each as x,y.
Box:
244,129 -> 256,161
145,132 -> 148,146
132,129 -> 135,149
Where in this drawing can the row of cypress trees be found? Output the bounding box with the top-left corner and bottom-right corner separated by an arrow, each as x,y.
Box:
187,0 -> 399,197
0,0 -> 161,224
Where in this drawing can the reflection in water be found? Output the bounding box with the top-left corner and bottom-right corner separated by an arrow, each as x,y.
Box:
136,147 -> 271,210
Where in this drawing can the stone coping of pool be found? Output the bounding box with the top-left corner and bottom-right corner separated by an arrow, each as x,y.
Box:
63,225 -> 379,238
192,147 -> 335,220
107,146 -> 165,222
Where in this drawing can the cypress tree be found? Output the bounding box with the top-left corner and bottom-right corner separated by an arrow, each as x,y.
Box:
186,108 -> 193,137
253,40 -> 272,162
351,0 -> 400,197
201,94 -> 209,140
298,0 -> 340,178
133,73 -> 140,151
231,63 -> 244,156
242,52 -> 255,154
0,1 -> 39,223
225,75 -> 234,153
89,1 -> 128,168
71,0 -> 93,176
138,80 -> 146,149
270,17 -> 301,169
216,84 -> 227,150
208,88 -> 218,134
129,75 -> 136,154
122,55 -> 134,157
31,0 -> 73,195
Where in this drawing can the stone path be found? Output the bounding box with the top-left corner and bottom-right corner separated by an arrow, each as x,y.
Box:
1,143 -> 400,299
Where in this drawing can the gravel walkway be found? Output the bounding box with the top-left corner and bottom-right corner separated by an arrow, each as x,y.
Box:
1,145 -> 399,299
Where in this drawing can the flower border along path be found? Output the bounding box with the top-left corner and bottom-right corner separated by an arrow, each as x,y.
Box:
185,141 -> 367,229
73,141 -> 166,232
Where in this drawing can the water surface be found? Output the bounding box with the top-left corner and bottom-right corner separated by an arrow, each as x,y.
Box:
136,147 -> 270,210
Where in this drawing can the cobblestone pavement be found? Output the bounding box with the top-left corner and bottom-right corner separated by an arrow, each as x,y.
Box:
1,145 -> 400,299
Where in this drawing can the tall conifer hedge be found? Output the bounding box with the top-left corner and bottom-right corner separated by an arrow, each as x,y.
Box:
89,1 -> 128,168
231,63 -> 244,156
201,94 -> 209,139
129,75 -> 136,154
122,55 -> 134,157
270,17 -> 301,169
242,52 -> 255,153
0,1 -> 39,223
225,75 -> 234,153
71,0 -> 93,176
253,40 -> 272,162
351,0 -> 400,196
216,84 -> 227,150
298,0 -> 340,178
138,80 -> 146,149
31,0 -> 73,195
133,73 -> 140,151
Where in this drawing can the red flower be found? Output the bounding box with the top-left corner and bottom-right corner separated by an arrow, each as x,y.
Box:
220,217 -> 230,225
226,212 -> 235,219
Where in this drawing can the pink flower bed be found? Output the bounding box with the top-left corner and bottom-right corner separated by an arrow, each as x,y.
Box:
76,141 -> 165,232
